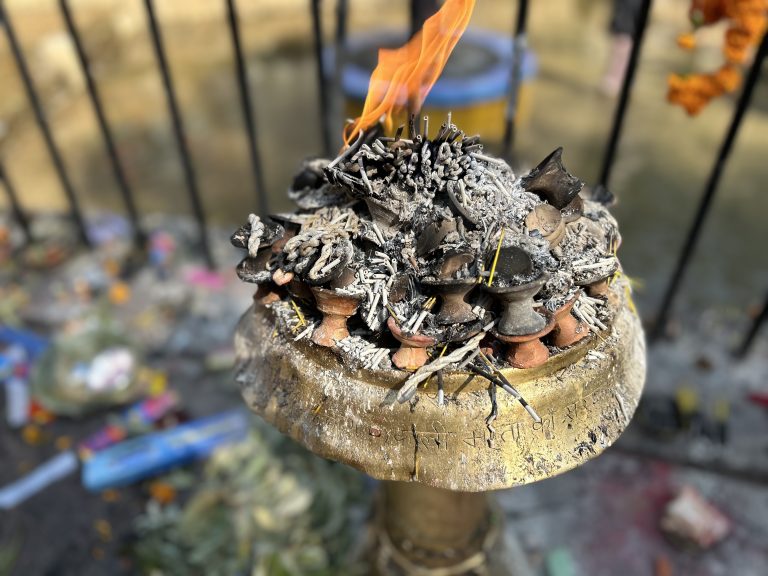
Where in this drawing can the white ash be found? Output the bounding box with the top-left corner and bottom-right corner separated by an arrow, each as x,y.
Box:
571,257 -> 618,286
247,214 -> 265,257
573,292 -> 609,333
268,300 -> 304,335
543,286 -> 580,313
337,335 -> 394,370
293,321 -> 318,342
541,270 -> 575,308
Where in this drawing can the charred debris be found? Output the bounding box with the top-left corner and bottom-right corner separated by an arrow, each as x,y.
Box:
232,117 -> 622,412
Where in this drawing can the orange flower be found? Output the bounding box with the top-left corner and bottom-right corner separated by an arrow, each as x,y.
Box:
667,73 -> 726,115
725,26 -> 754,62
677,33 -> 698,50
714,64 -> 742,91
148,480 -> 177,505
669,0 -> 766,114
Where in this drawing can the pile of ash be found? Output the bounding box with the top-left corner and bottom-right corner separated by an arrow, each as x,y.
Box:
232,119 -> 621,406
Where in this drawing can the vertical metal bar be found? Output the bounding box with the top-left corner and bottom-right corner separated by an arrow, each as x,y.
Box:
225,0 -> 268,217
594,0 -> 652,202
335,0 -> 348,67
0,0 -> 91,246
501,0 -> 529,161
0,159 -> 32,243
59,0 -> 145,248
311,0 -> 332,157
735,291 -> 768,358
651,31 -> 767,341
331,0 -> 348,142
143,0 -> 213,268
409,0 -> 439,38
406,0 -> 439,123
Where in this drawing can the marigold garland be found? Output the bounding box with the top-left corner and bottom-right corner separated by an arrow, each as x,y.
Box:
667,0 -> 767,115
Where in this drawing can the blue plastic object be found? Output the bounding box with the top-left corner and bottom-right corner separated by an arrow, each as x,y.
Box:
0,327 -> 49,360
0,354 -> 13,380
338,29 -> 537,107
82,409 -> 250,491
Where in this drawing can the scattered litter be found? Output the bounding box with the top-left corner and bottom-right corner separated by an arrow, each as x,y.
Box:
0,451 -> 78,510
21,424 -> 44,446
31,320 -> 144,416
183,266 -> 228,291
82,409 -> 250,491
660,485 -> 732,549
655,554 -> 674,576
4,377 -> 30,428
94,519 -> 113,542
132,426 -> 366,575
78,391 -> 179,456
204,347 -> 236,372
545,547 -> 576,576
148,480 -> 177,505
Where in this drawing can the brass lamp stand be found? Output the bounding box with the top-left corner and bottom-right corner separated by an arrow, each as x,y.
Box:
234,278 -> 645,575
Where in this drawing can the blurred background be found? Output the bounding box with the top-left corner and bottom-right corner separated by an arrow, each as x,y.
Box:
0,0 -> 766,574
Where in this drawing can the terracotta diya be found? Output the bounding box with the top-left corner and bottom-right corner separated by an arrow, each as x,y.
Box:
550,292 -> 589,348
525,204 -> 565,247
484,273 -> 548,337
493,311 -> 556,369
387,316 -> 436,371
521,147 -> 584,210
421,278 -> 478,325
310,287 -> 361,348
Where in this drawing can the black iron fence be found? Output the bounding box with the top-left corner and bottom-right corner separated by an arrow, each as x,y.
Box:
0,0 -> 765,355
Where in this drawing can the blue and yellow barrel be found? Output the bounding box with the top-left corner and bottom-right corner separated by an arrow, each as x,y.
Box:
339,29 -> 537,142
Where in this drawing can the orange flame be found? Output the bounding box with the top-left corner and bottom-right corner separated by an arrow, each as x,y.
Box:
343,0 -> 476,144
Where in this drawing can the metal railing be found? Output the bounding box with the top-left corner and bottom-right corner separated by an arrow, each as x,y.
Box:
0,0 -> 765,355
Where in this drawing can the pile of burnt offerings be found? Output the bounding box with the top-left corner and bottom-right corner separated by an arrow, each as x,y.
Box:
232,118 -> 620,410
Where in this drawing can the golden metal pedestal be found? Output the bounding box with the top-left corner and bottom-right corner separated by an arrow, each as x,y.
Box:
234,278 -> 645,573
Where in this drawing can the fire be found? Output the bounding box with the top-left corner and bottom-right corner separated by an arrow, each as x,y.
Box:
343,0 -> 476,144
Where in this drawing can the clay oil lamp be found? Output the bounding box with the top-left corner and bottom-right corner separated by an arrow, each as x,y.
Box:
387,316 -> 436,371
387,273 -> 411,304
525,204 -> 565,247
231,217 -> 285,304
550,291 -> 589,348
561,194 -> 584,224
268,213 -> 301,251
236,256 -> 271,285
521,147 -> 584,210
287,278 -> 313,302
493,311 -> 556,369
482,245 -> 546,336
421,278 -> 478,325
310,287 -> 362,348
305,238 -> 354,286
329,265 -> 358,290
587,278 -> 612,298
485,273 -> 549,337
231,217 -> 284,282
421,248 -> 478,325
415,218 -> 459,256
438,247 -> 475,278
253,283 -> 283,306
578,262 -> 618,299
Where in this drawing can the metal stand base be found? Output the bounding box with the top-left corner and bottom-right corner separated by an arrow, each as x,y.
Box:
372,482 -> 512,576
